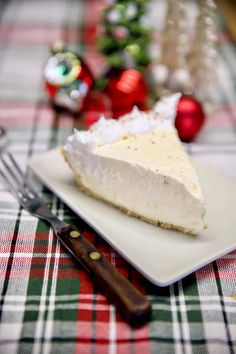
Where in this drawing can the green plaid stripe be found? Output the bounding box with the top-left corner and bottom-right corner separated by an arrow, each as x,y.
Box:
0,0 -> 236,353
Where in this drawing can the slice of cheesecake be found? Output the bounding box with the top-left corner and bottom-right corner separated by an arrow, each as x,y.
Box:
62,94 -> 205,235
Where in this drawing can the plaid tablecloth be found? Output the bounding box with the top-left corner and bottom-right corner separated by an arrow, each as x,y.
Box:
0,1 -> 236,353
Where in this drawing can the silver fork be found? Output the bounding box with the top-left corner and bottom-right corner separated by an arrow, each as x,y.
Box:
0,152 -> 151,326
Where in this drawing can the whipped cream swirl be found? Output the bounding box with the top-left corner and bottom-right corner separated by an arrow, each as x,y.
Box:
65,93 -> 181,152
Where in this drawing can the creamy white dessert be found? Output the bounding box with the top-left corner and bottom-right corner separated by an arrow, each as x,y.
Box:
62,93 -> 205,235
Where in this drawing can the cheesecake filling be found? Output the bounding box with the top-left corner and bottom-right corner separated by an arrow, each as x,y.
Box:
63,93 -> 205,235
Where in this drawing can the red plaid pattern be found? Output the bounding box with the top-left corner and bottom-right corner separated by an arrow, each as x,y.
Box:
0,1 -> 236,354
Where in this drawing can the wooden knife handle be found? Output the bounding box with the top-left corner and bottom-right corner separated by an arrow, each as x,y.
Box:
57,225 -> 151,326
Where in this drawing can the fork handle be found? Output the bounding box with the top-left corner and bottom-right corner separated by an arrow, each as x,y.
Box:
57,225 -> 151,326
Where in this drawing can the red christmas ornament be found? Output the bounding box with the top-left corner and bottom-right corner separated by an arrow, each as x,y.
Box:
175,96 -> 205,142
104,68 -> 148,118
81,89 -> 112,128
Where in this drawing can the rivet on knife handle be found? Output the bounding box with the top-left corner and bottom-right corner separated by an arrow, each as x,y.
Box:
57,225 -> 151,326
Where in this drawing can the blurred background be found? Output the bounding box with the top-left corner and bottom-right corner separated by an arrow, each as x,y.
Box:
0,0 -> 236,178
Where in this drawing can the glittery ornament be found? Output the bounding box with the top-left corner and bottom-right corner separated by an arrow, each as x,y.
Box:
44,43 -> 93,113
161,0 -> 189,71
175,96 -> 205,142
153,0 -> 192,96
188,0 -> 218,109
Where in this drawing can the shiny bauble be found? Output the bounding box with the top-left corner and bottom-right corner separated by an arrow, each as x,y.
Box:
104,68 -> 148,118
175,96 -> 205,142
81,90 -> 112,128
44,43 -> 94,113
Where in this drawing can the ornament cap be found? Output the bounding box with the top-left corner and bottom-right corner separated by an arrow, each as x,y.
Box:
51,40 -> 66,54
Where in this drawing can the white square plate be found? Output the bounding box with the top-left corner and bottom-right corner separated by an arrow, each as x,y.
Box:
29,148 -> 236,287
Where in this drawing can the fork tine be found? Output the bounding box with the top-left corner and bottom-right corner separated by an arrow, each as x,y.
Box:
8,153 -> 24,178
0,168 -> 19,196
1,154 -> 23,187
0,153 -> 39,198
9,153 -> 40,197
